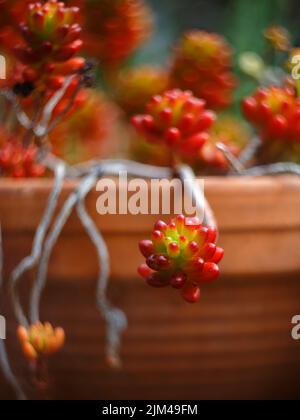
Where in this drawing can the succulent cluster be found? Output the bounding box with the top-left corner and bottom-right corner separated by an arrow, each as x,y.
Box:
264,25 -> 291,52
242,85 -> 300,147
14,0 -> 85,92
0,138 -> 45,178
138,215 -> 223,303
198,115 -> 250,171
49,91 -> 117,163
17,322 -> 65,361
75,0 -> 153,69
242,85 -> 300,163
131,89 -> 215,160
170,31 -> 236,110
116,66 -> 169,116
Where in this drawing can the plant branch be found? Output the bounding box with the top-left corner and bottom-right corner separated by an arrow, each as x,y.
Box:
10,163 -> 66,327
175,164 -> 218,229
239,136 -> 262,165
29,172 -> 97,324
0,225 -> 27,400
34,76 -> 75,138
77,192 -> 127,368
0,89 -> 31,130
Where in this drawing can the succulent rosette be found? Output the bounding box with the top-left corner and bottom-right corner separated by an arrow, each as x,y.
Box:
115,66 -> 169,116
242,85 -> 300,162
138,215 -> 224,303
73,0 -> 153,69
198,115 -> 250,172
131,89 -> 216,159
170,31 -> 236,110
17,322 -> 65,361
49,90 -> 117,163
0,130 -> 45,178
264,25 -> 291,52
14,0 -> 85,92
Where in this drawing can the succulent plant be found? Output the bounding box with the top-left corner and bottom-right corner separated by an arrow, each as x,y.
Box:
74,0 -> 153,69
0,133 -> 45,178
14,0 -> 85,92
242,85 -> 300,162
170,31 -> 236,110
17,322 -> 65,361
138,215 -> 223,303
115,66 -> 169,116
131,89 -> 215,161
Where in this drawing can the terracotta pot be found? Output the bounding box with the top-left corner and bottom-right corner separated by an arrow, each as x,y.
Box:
1,175 -> 300,400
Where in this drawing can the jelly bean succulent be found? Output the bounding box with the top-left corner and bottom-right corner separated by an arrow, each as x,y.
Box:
14,0 -> 85,92
264,25 -> 291,52
74,0 -> 153,69
131,89 -> 216,161
138,215 -> 224,303
170,31 -> 236,110
17,322 -> 65,361
198,115 -> 250,172
115,66 -> 169,116
242,85 -> 300,162
0,132 -> 45,178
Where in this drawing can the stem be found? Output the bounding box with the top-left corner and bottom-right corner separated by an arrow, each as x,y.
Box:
175,164 -> 218,229
216,143 -> 245,174
30,172 -> 97,324
77,193 -> 127,368
242,162 -> 300,176
239,136 -> 262,165
0,225 -> 27,400
10,163 -> 66,327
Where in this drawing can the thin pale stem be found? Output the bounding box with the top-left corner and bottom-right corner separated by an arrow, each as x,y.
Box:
29,172 -> 97,324
239,136 -> 262,165
0,89 -> 31,130
77,193 -> 127,368
216,143 -> 245,174
35,76 -> 75,138
241,162 -> 300,176
0,225 -> 27,400
10,163 -> 66,327
175,164 -> 218,229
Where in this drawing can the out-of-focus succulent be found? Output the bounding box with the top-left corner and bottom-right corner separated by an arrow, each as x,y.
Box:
14,0 -> 85,92
115,66 -> 169,116
131,89 -> 215,161
198,115 -> 251,172
264,25 -> 291,52
242,85 -> 300,162
74,0 -> 153,69
17,322 -> 65,361
0,130 -> 45,178
49,90 -> 117,163
170,31 -> 236,110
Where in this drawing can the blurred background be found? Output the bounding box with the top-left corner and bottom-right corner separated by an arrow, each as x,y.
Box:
133,0 -> 300,107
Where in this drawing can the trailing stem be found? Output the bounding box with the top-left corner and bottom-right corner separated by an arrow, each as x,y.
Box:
0,225 -> 27,400
77,193 -> 127,368
10,162 -> 66,328
29,171 -> 98,324
175,164 -> 218,229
